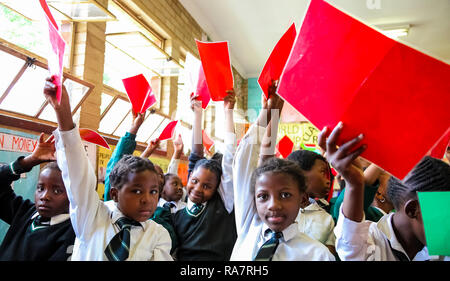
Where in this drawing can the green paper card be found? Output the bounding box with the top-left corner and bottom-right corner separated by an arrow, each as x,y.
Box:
417,191 -> 450,256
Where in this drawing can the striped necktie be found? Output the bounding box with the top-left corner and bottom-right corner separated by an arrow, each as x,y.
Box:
104,217 -> 141,261
163,202 -> 176,210
254,230 -> 283,261
188,203 -> 204,216
30,215 -> 50,232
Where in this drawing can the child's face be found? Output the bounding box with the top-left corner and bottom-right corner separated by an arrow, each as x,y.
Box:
162,175 -> 183,202
255,172 -> 307,232
111,170 -> 159,222
34,168 -> 69,218
186,167 -> 218,204
304,159 -> 330,199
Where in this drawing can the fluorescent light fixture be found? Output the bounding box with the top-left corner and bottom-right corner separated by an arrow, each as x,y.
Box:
377,24 -> 410,39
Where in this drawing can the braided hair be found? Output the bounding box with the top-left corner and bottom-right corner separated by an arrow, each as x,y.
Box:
387,156 -> 450,209
109,154 -> 157,190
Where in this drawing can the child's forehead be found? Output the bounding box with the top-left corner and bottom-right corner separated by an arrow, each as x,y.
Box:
192,167 -> 219,181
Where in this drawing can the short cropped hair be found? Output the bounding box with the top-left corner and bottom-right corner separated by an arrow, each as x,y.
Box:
41,161 -> 61,173
387,156 -> 450,209
287,150 -> 328,172
193,158 -> 222,188
109,155 -> 157,190
251,157 -> 306,193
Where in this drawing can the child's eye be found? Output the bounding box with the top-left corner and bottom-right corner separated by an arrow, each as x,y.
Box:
191,179 -> 198,184
256,194 -> 268,201
53,188 -> 64,195
36,185 -> 44,192
280,192 -> 291,199
133,189 -> 142,194
202,184 -> 210,190
150,189 -> 158,195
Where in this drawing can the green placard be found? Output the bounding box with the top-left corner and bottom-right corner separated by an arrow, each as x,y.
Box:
417,191 -> 450,256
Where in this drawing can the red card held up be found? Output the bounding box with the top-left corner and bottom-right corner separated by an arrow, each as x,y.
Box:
258,23 -> 296,99
79,128 -> 110,149
277,0 -> 450,179
158,120 -> 178,141
122,74 -> 155,113
202,130 -> 215,152
39,0 -> 65,102
277,135 -> 294,159
196,40 -> 234,101
196,65 -> 211,109
428,128 -> 450,159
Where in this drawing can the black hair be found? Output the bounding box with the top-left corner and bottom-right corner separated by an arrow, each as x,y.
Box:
287,150 -> 328,172
164,173 -> 180,183
251,157 -> 306,193
109,155 -> 157,190
211,152 -> 223,164
41,161 -> 61,173
193,158 -> 222,188
387,156 -> 450,209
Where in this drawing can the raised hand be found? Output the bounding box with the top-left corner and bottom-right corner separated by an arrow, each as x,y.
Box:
173,133 -> 184,153
224,89 -> 236,110
141,138 -> 160,158
190,93 -> 202,112
129,110 -> 146,135
43,76 -> 73,131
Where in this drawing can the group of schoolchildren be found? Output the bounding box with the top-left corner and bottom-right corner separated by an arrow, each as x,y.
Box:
0,76 -> 449,261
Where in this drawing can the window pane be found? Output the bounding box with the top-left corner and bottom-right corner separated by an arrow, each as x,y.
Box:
0,50 -> 25,94
135,114 -> 165,143
99,98 -> 130,134
64,78 -> 89,109
112,111 -> 132,137
100,93 -> 113,115
38,104 -> 57,123
0,65 -> 47,115
48,2 -> 115,21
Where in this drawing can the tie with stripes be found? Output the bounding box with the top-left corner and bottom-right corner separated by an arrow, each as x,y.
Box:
188,203 -> 204,216
253,230 -> 283,261
30,215 -> 50,232
105,217 -> 141,261
163,202 -> 176,210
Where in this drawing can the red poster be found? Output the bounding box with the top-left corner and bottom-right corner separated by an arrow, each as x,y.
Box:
39,0 -> 65,102
277,135 -> 294,159
277,0 -> 450,179
258,23 -> 296,99
202,130 -> 215,152
158,120 -> 178,141
122,74 -> 155,113
79,128 -> 110,149
196,40 -> 234,101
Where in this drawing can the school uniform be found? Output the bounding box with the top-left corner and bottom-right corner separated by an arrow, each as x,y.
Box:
296,198 -> 336,247
167,158 -> 187,202
230,124 -> 335,261
158,198 -> 186,214
334,205 -> 447,261
54,126 -> 172,261
173,131 -> 237,261
0,157 -> 75,261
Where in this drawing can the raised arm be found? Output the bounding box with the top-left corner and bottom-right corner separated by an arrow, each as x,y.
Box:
167,134 -> 183,175
44,76 -> 98,238
104,110 -> 144,200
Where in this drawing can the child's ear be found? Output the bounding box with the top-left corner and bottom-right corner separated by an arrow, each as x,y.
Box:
404,199 -> 420,219
299,192 -> 310,209
110,187 -> 118,202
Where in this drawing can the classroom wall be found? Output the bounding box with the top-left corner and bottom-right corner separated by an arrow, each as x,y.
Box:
247,78 -> 263,123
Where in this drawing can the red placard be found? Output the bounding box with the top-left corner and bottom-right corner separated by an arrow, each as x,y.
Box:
277,0 -> 450,179
122,74 -> 155,113
277,135 -> 294,159
158,120 -> 178,141
79,128 -> 110,149
196,40 -> 234,101
258,23 -> 296,99
39,0 -> 65,102
202,130 -> 215,152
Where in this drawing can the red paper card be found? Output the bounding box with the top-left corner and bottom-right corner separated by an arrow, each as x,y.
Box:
202,130 -> 215,152
122,74 -> 155,113
196,65 -> 211,109
258,23 -> 296,99
158,120 -> 178,141
39,0 -> 65,102
196,40 -> 234,101
277,135 -> 294,159
79,128 -> 110,149
277,0 -> 450,179
185,52 -> 211,109
428,128 -> 450,159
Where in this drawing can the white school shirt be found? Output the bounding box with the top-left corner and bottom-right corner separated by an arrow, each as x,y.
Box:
158,198 -> 187,213
230,124 -> 335,261
334,205 -> 447,261
296,198 -> 336,246
54,126 -> 173,261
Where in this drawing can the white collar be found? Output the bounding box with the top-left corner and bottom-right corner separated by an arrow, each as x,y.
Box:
186,198 -> 207,210
31,212 -> 70,226
261,222 -> 299,243
377,213 -> 429,260
108,201 -> 145,230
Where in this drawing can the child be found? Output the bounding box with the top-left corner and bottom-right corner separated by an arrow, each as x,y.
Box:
166,133 -> 188,202
230,86 -> 334,261
172,90 -> 237,261
320,122 -> 450,261
43,77 -> 172,260
286,150 -> 337,256
159,173 -> 186,213
0,133 -> 75,260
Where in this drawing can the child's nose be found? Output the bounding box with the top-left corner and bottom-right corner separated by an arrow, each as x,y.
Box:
267,197 -> 282,210
40,189 -> 51,201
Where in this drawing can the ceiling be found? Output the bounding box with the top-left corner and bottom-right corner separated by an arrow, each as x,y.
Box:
179,0 -> 450,78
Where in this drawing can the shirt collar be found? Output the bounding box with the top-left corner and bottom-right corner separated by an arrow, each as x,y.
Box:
261,222 -> 299,242
31,212 -> 70,226
378,213 -> 429,260
186,198 -> 207,210
109,202 -> 145,230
